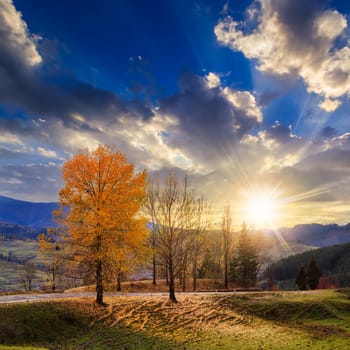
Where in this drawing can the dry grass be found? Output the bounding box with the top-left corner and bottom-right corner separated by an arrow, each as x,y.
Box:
1,290 -> 350,349
66,278 -> 229,294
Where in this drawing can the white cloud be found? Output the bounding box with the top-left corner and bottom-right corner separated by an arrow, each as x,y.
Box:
223,88 -> 263,122
205,72 -> 221,88
0,177 -> 23,185
0,0 -> 42,66
37,147 -> 58,158
0,132 -> 24,146
215,0 -> 350,111
318,98 -> 341,112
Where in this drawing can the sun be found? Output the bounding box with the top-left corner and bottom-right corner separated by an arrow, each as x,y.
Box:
243,192 -> 280,228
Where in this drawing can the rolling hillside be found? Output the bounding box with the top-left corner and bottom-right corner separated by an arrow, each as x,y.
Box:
271,241 -> 350,288
0,195 -> 57,227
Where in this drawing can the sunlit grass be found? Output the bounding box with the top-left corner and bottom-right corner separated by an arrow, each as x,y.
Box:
1,290 -> 350,349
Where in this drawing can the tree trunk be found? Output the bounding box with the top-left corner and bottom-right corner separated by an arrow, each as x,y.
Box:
193,259 -> 197,291
181,263 -> 186,292
224,253 -> 228,289
152,253 -> 157,285
116,272 -> 122,292
165,263 -> 169,286
96,260 -> 103,304
168,258 -> 177,302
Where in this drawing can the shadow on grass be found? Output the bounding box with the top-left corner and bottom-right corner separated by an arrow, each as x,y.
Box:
215,292 -> 350,339
0,301 -> 189,350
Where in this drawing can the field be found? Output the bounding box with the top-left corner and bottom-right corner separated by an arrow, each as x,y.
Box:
0,240 -> 48,292
0,240 -> 39,261
1,289 -> 350,349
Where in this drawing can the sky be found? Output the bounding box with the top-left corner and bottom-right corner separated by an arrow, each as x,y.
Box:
1,0 -> 350,228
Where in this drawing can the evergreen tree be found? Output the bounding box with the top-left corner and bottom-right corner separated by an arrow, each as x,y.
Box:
230,224 -> 259,288
296,265 -> 307,290
307,255 -> 322,290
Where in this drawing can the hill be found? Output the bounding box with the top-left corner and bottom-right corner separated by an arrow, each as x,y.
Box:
278,223 -> 350,247
271,241 -> 350,288
0,222 -> 46,240
0,195 -> 57,227
1,290 -> 350,349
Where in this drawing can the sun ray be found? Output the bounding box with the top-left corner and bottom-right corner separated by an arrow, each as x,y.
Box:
271,228 -> 293,255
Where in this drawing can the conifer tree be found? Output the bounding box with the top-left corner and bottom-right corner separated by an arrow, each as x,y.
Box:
307,255 -> 322,290
296,265 -> 307,290
231,224 -> 259,288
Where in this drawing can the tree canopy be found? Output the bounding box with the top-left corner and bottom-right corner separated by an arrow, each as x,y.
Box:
40,145 -> 147,304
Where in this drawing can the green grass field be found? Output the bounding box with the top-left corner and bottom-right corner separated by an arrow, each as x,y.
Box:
0,240 -> 49,292
0,289 -> 350,349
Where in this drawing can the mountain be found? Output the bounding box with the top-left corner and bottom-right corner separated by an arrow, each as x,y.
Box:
278,223 -> 350,247
0,222 -> 46,240
271,241 -> 350,289
0,195 -> 58,227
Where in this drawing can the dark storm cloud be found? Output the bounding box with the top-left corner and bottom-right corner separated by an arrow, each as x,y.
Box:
158,72 -> 261,163
264,122 -> 293,143
0,1 -> 154,134
269,0 -> 325,38
319,126 -> 338,138
0,118 -> 35,137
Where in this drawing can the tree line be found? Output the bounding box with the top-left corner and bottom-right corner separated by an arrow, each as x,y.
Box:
271,242 -> 350,289
39,145 -> 260,304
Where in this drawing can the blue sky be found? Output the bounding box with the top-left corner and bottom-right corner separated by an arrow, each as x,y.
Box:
1,0 -> 350,227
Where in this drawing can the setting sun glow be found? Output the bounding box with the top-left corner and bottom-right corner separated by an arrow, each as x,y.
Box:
243,192 -> 280,228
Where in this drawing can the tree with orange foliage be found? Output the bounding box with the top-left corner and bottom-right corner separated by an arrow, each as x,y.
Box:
40,145 -> 147,304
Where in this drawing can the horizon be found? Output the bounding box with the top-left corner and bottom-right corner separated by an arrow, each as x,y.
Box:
1,0 -> 350,229
1,193 -> 350,233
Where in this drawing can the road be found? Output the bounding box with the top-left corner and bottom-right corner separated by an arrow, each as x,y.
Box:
0,291 -> 230,303
0,291 -> 172,304
0,289 -> 322,304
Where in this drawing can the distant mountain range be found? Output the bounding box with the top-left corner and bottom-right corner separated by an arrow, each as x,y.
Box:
278,223 -> 350,247
271,241 -> 350,289
258,223 -> 350,260
1,195 -> 350,256
0,195 -> 58,228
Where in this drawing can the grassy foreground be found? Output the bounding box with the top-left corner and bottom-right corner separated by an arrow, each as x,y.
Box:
1,289 -> 350,349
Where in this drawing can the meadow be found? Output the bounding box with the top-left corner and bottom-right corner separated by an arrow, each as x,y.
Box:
0,240 -> 48,292
0,289 -> 350,349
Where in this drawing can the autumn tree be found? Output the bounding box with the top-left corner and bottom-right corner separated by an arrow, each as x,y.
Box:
38,230 -> 69,291
40,145 -> 147,304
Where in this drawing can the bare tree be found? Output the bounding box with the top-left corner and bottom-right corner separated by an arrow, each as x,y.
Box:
222,205 -> 233,289
189,198 -> 212,291
144,181 -> 159,285
20,261 -> 37,291
146,173 -> 199,302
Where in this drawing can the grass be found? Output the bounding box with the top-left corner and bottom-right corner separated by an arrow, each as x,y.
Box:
0,240 -> 50,292
0,241 -> 38,261
1,289 -> 350,349
68,278 -> 226,293
0,260 -> 48,292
